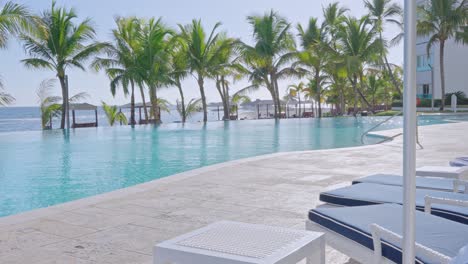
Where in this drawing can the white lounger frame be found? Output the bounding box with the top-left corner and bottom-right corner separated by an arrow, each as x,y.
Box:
453,179 -> 468,194
307,196 -> 468,263
306,219 -> 395,264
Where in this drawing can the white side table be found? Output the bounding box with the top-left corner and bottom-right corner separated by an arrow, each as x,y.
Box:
154,221 -> 325,264
417,166 -> 468,179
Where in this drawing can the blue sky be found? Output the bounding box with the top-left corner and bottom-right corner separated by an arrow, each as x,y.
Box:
0,0 -> 403,106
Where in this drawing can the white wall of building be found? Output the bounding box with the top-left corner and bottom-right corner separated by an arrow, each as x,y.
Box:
416,39 -> 468,100
416,0 -> 468,100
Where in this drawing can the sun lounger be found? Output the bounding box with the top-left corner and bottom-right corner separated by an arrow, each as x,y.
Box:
307,204 -> 468,264
320,183 -> 468,224
451,158 -> 468,167
416,166 -> 468,179
352,174 -> 468,193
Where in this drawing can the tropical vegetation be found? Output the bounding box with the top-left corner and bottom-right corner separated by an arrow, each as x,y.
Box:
0,0 -> 466,128
177,98 -> 202,121
21,1 -> 107,129
0,85 -> 15,106
0,1 -> 38,106
36,78 -> 89,129
102,101 -> 128,126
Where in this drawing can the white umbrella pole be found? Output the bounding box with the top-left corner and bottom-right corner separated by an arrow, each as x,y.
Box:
402,0 -> 417,263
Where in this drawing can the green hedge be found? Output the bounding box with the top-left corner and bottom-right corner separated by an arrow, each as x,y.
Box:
392,91 -> 468,107
374,110 -> 402,116
392,100 -> 403,107
445,92 -> 468,105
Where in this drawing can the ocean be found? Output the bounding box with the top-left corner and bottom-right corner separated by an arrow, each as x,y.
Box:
0,106 -> 227,133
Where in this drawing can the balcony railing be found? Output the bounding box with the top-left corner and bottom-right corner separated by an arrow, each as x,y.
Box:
417,94 -> 432,99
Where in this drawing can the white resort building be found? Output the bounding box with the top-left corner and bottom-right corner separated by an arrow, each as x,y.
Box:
416,0 -> 468,100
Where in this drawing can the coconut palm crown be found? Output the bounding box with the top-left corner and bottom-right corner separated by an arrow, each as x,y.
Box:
21,1 -> 107,129
417,0 -> 467,110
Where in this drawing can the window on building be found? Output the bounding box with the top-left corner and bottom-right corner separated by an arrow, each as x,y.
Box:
423,84 -> 430,95
417,55 -> 423,68
417,54 -> 433,71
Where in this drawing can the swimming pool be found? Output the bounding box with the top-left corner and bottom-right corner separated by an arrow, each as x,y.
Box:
0,115 -> 465,217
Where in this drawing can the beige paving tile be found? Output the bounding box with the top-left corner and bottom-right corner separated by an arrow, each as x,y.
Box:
45,211 -> 149,231
42,238 -> 152,263
26,219 -> 97,238
0,229 -> 65,256
76,224 -> 172,255
130,217 -> 204,235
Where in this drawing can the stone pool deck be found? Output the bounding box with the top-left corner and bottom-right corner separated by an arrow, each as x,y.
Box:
1,121 -> 467,264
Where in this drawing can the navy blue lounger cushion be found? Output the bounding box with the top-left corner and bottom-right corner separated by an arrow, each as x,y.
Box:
352,174 -> 462,193
451,159 -> 468,167
320,183 -> 468,224
309,204 -> 468,264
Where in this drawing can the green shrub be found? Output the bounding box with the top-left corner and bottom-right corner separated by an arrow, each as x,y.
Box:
392,100 -> 403,107
392,99 -> 442,108
445,91 -> 468,105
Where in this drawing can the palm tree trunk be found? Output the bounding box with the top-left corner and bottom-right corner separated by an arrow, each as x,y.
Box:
267,86 -> 277,118
58,76 -> 67,129
139,85 -> 148,122
197,74 -> 208,122
130,80 -> 136,125
383,55 -> 402,96
298,94 -> 301,117
150,86 -> 160,124
352,74 -> 358,116
273,77 -> 281,118
216,76 -> 229,120
358,74 -> 372,110
315,70 -> 322,118
176,81 -> 186,123
339,88 -> 345,116
380,32 -> 402,96
222,76 -> 230,120
439,40 -> 446,111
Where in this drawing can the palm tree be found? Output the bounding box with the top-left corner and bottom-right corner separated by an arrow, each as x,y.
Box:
322,3 -> 349,115
365,0 -> 403,96
287,82 -> 305,116
139,18 -> 172,123
240,10 -> 297,118
178,20 -> 228,122
177,98 -> 202,121
168,37 -> 189,122
21,2 -> 106,129
102,101 -> 127,126
417,0 -> 467,110
230,93 -> 251,117
322,2 -> 349,49
93,17 -> 141,125
296,18 -> 331,118
365,72 -> 387,109
337,16 -> 381,115
213,38 -> 244,120
37,78 -> 89,129
36,79 -> 61,129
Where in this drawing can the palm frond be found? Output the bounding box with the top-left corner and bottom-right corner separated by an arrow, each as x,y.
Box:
69,92 -> 90,103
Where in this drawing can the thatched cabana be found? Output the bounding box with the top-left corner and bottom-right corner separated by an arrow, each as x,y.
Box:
70,103 -> 98,128
120,102 -> 161,124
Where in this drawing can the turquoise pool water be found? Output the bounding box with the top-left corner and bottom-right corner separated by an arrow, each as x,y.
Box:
0,115 -> 465,217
